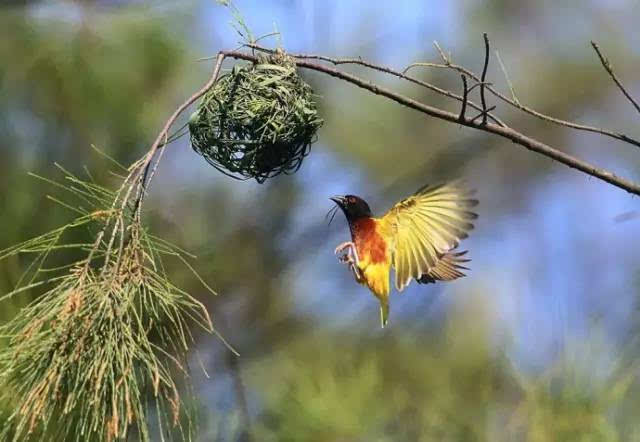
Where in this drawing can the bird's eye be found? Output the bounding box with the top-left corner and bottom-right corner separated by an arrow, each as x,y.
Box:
348,197 -> 356,203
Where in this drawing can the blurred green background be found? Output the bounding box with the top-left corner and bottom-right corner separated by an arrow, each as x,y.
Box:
2,1 -> 640,440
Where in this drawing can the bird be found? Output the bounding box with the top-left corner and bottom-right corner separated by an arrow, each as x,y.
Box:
330,182 -> 478,327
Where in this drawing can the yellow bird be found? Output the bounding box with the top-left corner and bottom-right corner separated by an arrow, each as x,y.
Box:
330,182 -> 478,327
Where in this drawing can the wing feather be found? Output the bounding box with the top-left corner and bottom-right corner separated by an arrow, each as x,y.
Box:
403,215 -> 438,269
417,251 -> 471,284
414,213 -> 459,248
381,182 -> 478,291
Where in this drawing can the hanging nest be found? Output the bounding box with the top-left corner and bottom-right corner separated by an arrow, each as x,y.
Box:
189,52 -> 323,183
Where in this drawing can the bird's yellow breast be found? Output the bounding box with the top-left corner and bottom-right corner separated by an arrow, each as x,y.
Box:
350,218 -> 391,299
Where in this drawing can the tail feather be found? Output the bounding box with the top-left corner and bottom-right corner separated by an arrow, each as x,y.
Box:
379,299 -> 389,327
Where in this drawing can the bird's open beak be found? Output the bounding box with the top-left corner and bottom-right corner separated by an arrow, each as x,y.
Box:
330,195 -> 346,206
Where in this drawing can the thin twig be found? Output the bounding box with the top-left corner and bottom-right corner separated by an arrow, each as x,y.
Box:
480,33 -> 490,125
131,53 -> 226,220
80,231 -> 103,277
404,51 -> 640,149
471,106 -> 496,124
459,75 -> 468,121
467,82 -> 492,93
403,61 -> 453,74
495,50 -> 520,105
145,131 -> 169,196
591,40 -> 640,115
433,40 -> 449,64
222,50 -> 640,195
246,43 -> 506,127
99,54 -> 227,276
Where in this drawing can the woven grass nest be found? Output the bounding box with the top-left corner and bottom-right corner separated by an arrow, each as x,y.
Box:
189,52 -> 323,183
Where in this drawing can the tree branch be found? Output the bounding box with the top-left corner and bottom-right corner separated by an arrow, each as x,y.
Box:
101,55 -> 226,275
459,74 -> 468,121
480,33 -> 490,125
221,50 -> 640,196
471,105 -> 496,124
405,43 -> 640,149
131,53 -> 226,218
591,40 -> 640,116
246,43 -> 507,127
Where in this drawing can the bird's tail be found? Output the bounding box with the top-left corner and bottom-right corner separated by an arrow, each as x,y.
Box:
379,299 -> 389,328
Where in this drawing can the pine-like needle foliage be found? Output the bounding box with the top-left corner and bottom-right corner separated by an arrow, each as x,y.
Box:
0,160 -> 218,441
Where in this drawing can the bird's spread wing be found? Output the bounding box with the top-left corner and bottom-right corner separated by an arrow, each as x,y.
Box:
380,182 -> 478,291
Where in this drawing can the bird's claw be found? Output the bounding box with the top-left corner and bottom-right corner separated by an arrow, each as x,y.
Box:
334,241 -> 353,256
334,241 -> 359,264
334,241 -> 363,281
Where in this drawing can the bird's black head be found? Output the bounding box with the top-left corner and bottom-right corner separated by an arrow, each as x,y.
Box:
330,194 -> 372,221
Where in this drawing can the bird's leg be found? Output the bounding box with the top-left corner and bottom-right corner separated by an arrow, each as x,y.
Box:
351,262 -> 365,283
334,241 -> 363,281
334,241 -> 355,258
334,241 -> 360,266
344,255 -> 364,282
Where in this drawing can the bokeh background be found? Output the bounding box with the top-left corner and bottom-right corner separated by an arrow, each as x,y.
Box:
2,1 -> 640,440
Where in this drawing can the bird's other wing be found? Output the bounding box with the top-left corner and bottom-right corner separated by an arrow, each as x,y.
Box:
416,250 -> 470,284
380,182 -> 478,291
